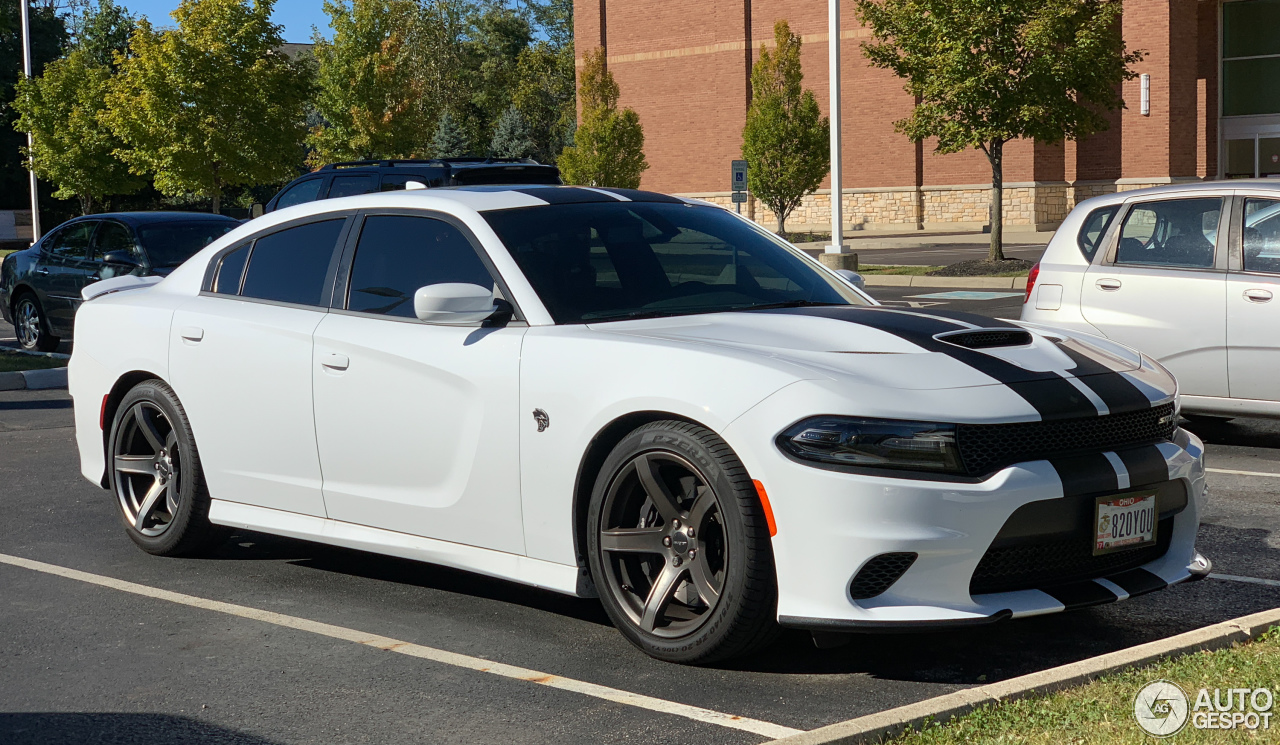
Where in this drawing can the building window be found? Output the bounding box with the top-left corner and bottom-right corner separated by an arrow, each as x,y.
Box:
1222,0 -> 1280,117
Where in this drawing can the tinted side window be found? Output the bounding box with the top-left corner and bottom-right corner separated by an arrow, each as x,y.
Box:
51,221 -> 96,260
328,175 -> 377,199
1243,197 -> 1280,274
1077,206 -> 1118,261
94,222 -> 141,261
347,215 -> 494,318
275,179 -> 324,210
381,171 -> 446,190
1116,198 -> 1222,269
241,220 -> 345,306
212,243 -> 250,294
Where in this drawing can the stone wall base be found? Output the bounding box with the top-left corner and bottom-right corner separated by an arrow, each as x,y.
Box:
679,179 -> 1202,234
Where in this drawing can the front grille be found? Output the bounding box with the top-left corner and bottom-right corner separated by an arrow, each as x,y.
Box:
970,516 -> 1173,595
850,552 -> 918,599
956,402 -> 1176,477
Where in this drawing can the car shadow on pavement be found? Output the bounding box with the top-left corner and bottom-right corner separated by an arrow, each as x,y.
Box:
0,713 -> 280,745
1181,415 -> 1280,449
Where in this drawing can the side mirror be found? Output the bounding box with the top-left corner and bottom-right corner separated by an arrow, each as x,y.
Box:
250,203 -> 264,219
835,269 -> 866,290
102,250 -> 142,269
414,283 -> 496,324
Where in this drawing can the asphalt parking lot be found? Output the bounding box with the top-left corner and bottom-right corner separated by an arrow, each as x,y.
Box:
2,302 -> 1279,745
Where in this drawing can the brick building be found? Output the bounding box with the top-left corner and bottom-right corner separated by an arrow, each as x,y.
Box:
574,0 -> 1280,232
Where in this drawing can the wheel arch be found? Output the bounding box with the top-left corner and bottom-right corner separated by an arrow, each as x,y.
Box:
98,370 -> 169,487
570,410 -> 715,591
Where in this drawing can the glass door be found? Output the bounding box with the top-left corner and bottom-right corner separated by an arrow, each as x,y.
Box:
1225,137 -> 1257,178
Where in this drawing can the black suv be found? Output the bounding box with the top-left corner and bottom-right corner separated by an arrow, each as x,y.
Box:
260,158 -> 562,214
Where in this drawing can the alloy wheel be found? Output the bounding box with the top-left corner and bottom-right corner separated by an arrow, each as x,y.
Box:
15,298 -> 41,349
598,451 -> 728,638
113,401 -> 183,537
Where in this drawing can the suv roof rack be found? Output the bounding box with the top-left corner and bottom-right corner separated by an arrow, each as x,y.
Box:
320,157 -> 540,170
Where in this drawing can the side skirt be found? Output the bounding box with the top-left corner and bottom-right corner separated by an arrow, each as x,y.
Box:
1181,394 -> 1280,419
208,500 -> 586,597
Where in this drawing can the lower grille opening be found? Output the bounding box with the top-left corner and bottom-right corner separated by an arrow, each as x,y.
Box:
971,516 -> 1174,595
850,552 -> 918,599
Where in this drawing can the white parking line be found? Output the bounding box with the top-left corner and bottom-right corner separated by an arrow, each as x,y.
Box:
1206,467 -> 1280,478
1211,573 -> 1280,588
0,552 -> 801,740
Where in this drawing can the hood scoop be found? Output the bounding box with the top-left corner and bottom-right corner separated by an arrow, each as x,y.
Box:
935,328 -> 1033,350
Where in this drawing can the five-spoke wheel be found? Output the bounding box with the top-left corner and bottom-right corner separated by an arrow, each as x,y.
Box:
588,421 -> 778,663
109,380 -> 222,556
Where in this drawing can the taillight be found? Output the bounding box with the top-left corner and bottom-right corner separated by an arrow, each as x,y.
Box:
1023,263 -> 1040,304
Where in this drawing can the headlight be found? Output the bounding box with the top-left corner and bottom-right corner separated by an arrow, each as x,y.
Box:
777,417 -> 963,474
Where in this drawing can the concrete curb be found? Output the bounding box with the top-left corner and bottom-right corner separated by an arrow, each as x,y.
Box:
767,604 -> 1280,744
863,275 -> 1029,290
0,367 -> 68,391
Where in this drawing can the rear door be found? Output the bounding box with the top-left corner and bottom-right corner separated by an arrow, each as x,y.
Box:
1226,193 -> 1280,401
1081,194 -> 1230,397
169,215 -> 352,517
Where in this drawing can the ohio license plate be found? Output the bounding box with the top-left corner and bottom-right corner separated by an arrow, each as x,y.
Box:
1094,491 -> 1158,555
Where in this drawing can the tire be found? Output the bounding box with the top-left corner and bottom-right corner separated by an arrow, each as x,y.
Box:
13,293 -> 60,352
587,420 -> 779,664
108,380 -> 223,556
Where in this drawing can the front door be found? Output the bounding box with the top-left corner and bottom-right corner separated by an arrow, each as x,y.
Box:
1081,195 -> 1229,398
45,220 -> 99,333
1227,195 -> 1280,401
169,217 -> 350,517
312,212 -> 526,553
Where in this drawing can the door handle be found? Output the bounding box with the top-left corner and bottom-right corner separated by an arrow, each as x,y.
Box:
36,268 -> 50,276
180,326 -> 204,342
321,353 -> 350,371
1095,278 -> 1122,291
1244,289 -> 1274,303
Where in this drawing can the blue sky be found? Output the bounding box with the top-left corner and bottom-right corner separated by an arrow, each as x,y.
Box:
119,1 -> 331,43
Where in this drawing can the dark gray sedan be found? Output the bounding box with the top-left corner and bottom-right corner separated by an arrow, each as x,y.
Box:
0,212 -> 238,351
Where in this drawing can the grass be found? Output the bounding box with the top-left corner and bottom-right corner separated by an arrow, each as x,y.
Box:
887,628 -> 1280,745
0,350 -> 67,372
0,249 -> 16,260
857,264 -> 944,276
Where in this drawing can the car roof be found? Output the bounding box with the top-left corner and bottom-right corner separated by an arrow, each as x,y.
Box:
63,212 -> 239,226
1081,179 -> 1280,207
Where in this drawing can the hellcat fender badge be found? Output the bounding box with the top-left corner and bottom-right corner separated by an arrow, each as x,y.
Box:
533,409 -> 550,432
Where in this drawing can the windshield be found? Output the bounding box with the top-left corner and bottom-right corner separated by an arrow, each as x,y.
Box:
483,202 -> 865,323
137,221 -> 236,268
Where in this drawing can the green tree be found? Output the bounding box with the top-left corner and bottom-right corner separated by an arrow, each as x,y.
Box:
558,48 -> 647,188
1,0 -> 67,209
104,0 -> 312,213
431,110 -> 470,157
740,20 -> 828,236
855,0 -> 1141,260
309,0 -> 425,164
75,0 -> 134,68
13,47 -> 143,214
468,2 -> 531,138
490,104 -> 534,158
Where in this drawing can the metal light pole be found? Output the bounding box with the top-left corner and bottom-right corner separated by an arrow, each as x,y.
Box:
19,0 -> 41,244
825,0 -> 844,254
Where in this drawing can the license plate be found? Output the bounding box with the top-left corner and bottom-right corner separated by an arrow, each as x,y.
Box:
1094,491 -> 1158,555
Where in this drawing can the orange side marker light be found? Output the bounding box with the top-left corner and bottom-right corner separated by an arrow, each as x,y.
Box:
752,480 -> 777,537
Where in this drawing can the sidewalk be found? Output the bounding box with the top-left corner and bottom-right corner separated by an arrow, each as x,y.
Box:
792,228 -> 1056,252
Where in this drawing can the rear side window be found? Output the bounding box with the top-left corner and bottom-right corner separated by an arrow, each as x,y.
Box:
241,220 -> 345,306
346,215 -> 494,318
1243,197 -> 1280,274
212,244 -> 250,294
381,172 -> 446,190
275,179 -> 324,210
1116,198 -> 1222,269
1077,206 -> 1118,261
328,175 -> 377,199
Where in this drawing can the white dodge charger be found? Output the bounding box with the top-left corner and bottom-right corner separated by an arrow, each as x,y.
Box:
68,186 -> 1210,663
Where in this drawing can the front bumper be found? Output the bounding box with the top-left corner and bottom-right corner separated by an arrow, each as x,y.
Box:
726,413 -> 1208,630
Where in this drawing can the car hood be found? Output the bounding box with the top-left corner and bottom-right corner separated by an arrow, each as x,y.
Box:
590,306 -> 1173,418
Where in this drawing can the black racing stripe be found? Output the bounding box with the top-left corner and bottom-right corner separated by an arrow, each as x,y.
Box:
1106,568 -> 1167,597
1050,453 -> 1120,497
1116,444 -> 1170,487
771,306 -> 1098,420
595,187 -> 684,203
1042,581 -> 1118,609
1053,341 -> 1153,415
511,187 -> 619,204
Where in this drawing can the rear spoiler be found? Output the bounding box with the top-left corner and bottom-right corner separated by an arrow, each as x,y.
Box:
82,274 -> 164,302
